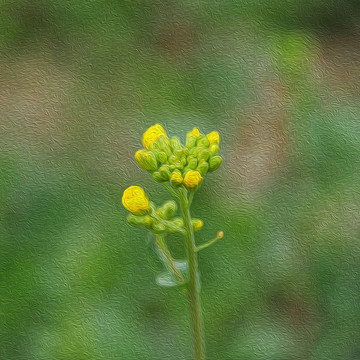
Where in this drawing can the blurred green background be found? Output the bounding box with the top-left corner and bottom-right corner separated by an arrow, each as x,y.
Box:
1,1 -> 360,359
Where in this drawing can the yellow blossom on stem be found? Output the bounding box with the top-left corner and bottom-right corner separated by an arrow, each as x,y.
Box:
122,186 -> 150,215
142,124 -> 169,150
183,170 -> 203,190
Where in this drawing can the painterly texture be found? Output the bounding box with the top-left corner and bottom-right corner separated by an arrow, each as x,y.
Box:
1,1 -> 360,359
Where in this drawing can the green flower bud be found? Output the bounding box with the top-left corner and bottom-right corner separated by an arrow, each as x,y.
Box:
192,147 -> 201,157
188,158 -> 198,170
157,200 -> 177,220
187,154 -> 195,163
192,219 -> 203,231
143,216 -> 153,229
209,143 -> 219,155
164,201 -> 177,219
169,164 -> 176,171
174,161 -> 183,170
180,156 -> 187,166
197,160 -> 209,176
197,148 -> 211,162
170,170 -> 183,188
186,135 -> 197,149
208,155 -> 223,172
148,141 -> 159,151
174,149 -> 184,158
135,150 -> 158,172
157,135 -> 172,156
197,136 -> 209,148
168,155 -> 177,164
153,171 -> 166,182
127,214 -> 153,228
127,214 -> 141,226
157,151 -> 168,164
159,165 -> 171,180
170,136 -> 183,151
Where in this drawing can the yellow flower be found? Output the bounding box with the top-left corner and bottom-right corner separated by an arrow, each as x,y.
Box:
189,127 -> 201,138
206,131 -> 220,145
142,124 -> 169,150
183,170 -> 203,190
122,186 -> 150,215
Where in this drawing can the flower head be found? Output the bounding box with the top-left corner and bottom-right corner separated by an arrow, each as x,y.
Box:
122,186 -> 150,215
183,170 -> 203,190
142,124 -> 168,150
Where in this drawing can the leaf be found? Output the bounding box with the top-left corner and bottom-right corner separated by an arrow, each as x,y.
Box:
155,260 -> 189,287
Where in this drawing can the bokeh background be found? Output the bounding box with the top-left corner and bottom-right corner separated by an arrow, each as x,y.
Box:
1,1 -> 360,359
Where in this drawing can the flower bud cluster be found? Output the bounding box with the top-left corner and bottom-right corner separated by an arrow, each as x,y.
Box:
135,124 -> 222,191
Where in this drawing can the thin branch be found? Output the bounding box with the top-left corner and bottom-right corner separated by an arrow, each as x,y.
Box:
155,235 -> 184,283
195,232 -> 223,252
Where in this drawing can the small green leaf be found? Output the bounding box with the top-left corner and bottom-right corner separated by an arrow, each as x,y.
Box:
156,260 -> 189,287
156,272 -> 180,287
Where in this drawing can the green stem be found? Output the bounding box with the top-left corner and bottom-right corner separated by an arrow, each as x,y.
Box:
196,234 -> 222,252
155,235 -> 184,283
163,183 -> 180,198
179,187 -> 206,360
188,190 -> 195,207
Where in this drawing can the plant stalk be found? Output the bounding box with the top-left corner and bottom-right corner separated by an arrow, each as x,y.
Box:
179,187 -> 206,360
155,234 -> 184,283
